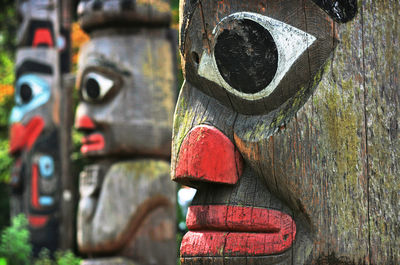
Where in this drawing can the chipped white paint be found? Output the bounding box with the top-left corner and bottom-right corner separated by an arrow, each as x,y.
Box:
198,11 -> 316,101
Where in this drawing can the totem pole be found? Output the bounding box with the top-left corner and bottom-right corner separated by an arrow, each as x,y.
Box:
172,0 -> 399,264
74,1 -> 176,264
9,0 -> 73,254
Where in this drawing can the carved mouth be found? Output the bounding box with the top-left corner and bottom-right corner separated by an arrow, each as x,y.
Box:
81,133 -> 105,154
181,205 -> 296,257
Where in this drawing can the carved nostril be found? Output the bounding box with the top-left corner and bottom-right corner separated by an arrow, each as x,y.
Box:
191,51 -> 200,65
75,115 -> 95,130
174,125 -> 243,188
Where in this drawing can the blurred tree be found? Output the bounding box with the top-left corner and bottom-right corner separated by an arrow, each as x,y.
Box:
0,214 -> 32,265
0,0 -> 16,231
0,0 -> 17,55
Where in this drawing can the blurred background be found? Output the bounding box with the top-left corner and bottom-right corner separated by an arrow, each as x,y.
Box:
0,0 -> 194,264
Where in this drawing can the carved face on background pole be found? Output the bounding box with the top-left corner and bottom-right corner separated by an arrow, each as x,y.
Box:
8,0 -> 62,254
74,1 -> 176,263
74,34 -> 174,157
172,0 -> 357,264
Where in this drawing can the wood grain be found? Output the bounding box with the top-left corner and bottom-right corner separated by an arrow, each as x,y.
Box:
173,0 -> 399,264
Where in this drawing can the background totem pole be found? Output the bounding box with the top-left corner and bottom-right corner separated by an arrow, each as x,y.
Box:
172,0 -> 399,264
74,0 -> 176,264
9,0 -> 74,255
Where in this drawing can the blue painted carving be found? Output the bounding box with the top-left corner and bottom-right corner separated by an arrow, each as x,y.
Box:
39,155 -> 54,178
10,74 -> 51,123
39,196 -> 54,206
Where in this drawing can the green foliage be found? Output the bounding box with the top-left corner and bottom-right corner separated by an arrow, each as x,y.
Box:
55,250 -> 81,265
0,139 -> 12,183
34,249 -> 81,265
34,249 -> 52,265
0,214 -> 32,265
0,95 -> 13,129
0,52 -> 14,85
0,0 -> 17,55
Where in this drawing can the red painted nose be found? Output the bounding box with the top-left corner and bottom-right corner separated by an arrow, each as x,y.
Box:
174,125 -> 243,187
75,115 -> 95,130
9,123 -> 26,154
9,116 -> 45,154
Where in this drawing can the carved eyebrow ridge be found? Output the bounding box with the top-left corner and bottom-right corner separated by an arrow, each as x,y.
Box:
16,60 -> 53,79
88,53 -> 131,77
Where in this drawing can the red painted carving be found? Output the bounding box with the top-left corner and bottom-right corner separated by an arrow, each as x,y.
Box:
181,205 -> 296,257
75,114 -> 95,129
9,116 -> 45,154
81,133 -> 105,154
9,123 -> 25,153
29,215 -> 49,228
31,164 -> 40,209
32,28 -> 54,47
175,125 -> 243,185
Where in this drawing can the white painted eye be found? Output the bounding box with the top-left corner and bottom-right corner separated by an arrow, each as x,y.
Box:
198,12 -> 316,101
81,72 -> 114,102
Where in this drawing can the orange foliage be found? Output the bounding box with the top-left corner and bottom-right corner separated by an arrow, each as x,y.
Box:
71,22 -> 90,66
0,84 -> 14,102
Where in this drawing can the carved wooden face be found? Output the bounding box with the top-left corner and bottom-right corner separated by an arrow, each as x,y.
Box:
172,0 -> 355,264
74,29 -> 177,263
74,32 -> 175,157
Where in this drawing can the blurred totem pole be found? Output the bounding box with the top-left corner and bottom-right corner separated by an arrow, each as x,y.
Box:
9,0 -> 74,255
74,1 -> 177,264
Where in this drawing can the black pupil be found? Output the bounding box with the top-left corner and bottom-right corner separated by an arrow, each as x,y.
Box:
85,78 -> 100,99
20,84 -> 32,103
215,19 -> 278,94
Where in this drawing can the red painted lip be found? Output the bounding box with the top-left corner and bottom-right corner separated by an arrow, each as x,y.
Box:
81,133 -> 105,154
181,205 -> 296,257
9,116 -> 45,154
29,215 -> 49,228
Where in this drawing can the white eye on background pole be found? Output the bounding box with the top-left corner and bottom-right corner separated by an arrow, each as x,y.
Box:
198,12 -> 316,101
82,72 -> 115,102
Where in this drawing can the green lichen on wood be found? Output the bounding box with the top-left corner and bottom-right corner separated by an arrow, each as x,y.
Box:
316,57 -> 368,240
322,79 -> 359,186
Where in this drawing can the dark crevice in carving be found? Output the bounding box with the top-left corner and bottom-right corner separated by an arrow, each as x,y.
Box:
312,0 -> 358,23
359,5 -> 372,263
314,252 -> 366,265
120,0 -> 135,10
92,0 -> 103,11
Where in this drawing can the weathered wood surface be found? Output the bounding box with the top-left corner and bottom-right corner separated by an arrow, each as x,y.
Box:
77,0 -> 171,32
172,0 -> 399,264
81,257 -> 138,265
78,161 -> 175,259
75,1 -> 177,264
9,0 -> 73,254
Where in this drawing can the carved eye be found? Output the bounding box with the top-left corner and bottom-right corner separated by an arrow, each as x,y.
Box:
81,72 -> 115,102
15,74 -> 50,106
10,74 -> 51,123
198,12 -> 316,101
